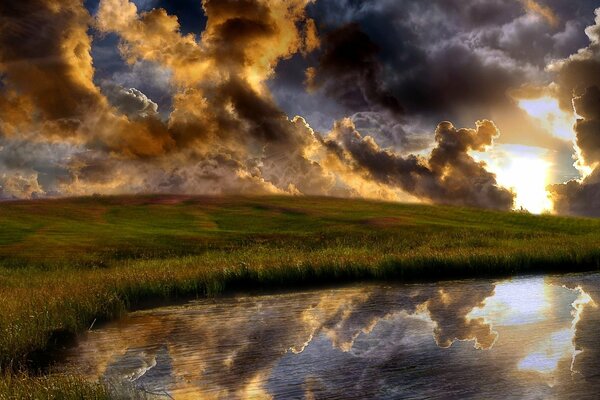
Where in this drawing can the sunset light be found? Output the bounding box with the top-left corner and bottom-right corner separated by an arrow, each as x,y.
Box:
496,155 -> 553,214
481,145 -> 553,214
3,1 -> 600,398
517,96 -> 576,141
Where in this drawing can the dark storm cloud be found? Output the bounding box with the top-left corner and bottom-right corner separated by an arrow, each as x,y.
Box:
268,0 -> 596,154
3,0 -> 584,211
551,8 -> 600,110
302,0 -> 535,120
547,170 -> 600,217
307,23 -> 402,116
325,119 -> 514,210
549,86 -> 600,217
573,85 -> 600,166
548,11 -> 600,217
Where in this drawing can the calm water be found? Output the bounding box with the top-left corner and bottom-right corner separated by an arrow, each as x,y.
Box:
60,273 -> 600,399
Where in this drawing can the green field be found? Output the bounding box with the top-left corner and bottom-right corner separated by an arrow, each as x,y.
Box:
1,195 -> 600,398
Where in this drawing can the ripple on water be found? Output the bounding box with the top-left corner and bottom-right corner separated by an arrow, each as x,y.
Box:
59,273 -> 600,399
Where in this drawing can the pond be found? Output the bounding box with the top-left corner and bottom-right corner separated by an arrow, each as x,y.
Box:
59,273 -> 600,399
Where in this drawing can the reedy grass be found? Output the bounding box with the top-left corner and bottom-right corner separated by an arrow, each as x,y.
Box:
1,195 -> 600,397
0,372 -> 151,400
0,373 -> 111,400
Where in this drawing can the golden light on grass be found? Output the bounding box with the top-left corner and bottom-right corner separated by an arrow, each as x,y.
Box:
3,196 -> 600,397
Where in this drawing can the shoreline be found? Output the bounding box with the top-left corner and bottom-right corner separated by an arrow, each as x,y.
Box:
1,195 -> 600,397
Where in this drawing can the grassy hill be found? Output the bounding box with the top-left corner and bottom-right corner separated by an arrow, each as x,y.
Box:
2,194 -> 599,270
1,195 -> 600,396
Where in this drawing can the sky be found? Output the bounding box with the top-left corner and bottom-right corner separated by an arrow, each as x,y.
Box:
1,0 -> 600,216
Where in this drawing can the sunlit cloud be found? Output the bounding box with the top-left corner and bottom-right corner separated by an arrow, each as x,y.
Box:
520,0 -> 560,28
1,0 -> 599,215
517,96 -> 576,142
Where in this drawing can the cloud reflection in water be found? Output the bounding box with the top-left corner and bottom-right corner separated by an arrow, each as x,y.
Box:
61,274 -> 600,399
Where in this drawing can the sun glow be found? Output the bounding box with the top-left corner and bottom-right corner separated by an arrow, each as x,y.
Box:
518,328 -> 573,374
471,278 -> 587,376
481,145 -> 553,214
517,96 -> 576,141
495,154 -> 553,214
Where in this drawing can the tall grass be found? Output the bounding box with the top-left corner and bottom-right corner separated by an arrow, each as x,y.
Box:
0,373 -> 110,400
1,195 -> 600,397
0,372 -> 149,399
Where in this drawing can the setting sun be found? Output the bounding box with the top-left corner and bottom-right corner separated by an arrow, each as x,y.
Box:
4,1 -> 600,398
480,145 -> 553,214
496,156 -> 553,214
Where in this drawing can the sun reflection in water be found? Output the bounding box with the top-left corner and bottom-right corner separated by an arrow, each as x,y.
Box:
469,278 -> 550,325
59,276 -> 600,397
518,328 -> 573,374
469,278 -> 596,376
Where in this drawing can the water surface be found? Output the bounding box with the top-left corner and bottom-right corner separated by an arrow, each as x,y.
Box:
61,273 -> 600,399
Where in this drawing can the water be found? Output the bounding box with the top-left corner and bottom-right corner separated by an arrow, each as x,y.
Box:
60,273 -> 600,399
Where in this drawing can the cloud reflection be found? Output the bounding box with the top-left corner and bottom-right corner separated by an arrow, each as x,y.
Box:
61,274 -> 600,399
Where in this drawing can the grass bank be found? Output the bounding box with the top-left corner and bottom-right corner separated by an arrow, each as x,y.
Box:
1,195 -> 600,397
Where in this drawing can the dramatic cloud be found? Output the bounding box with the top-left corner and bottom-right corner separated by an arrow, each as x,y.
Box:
324,119 -> 514,209
549,87 -> 600,216
550,8 -> 600,110
307,23 -> 403,116
572,86 -> 600,166
264,0 -> 597,170
101,82 -> 159,118
2,0 -> 600,214
548,10 -> 600,217
298,0 -> 594,125
0,1 -> 104,124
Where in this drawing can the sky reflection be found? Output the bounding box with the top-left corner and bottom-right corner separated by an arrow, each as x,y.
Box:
60,274 -> 600,399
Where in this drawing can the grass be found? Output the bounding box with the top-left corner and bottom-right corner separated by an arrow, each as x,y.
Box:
0,373 -> 111,400
1,194 -> 600,397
